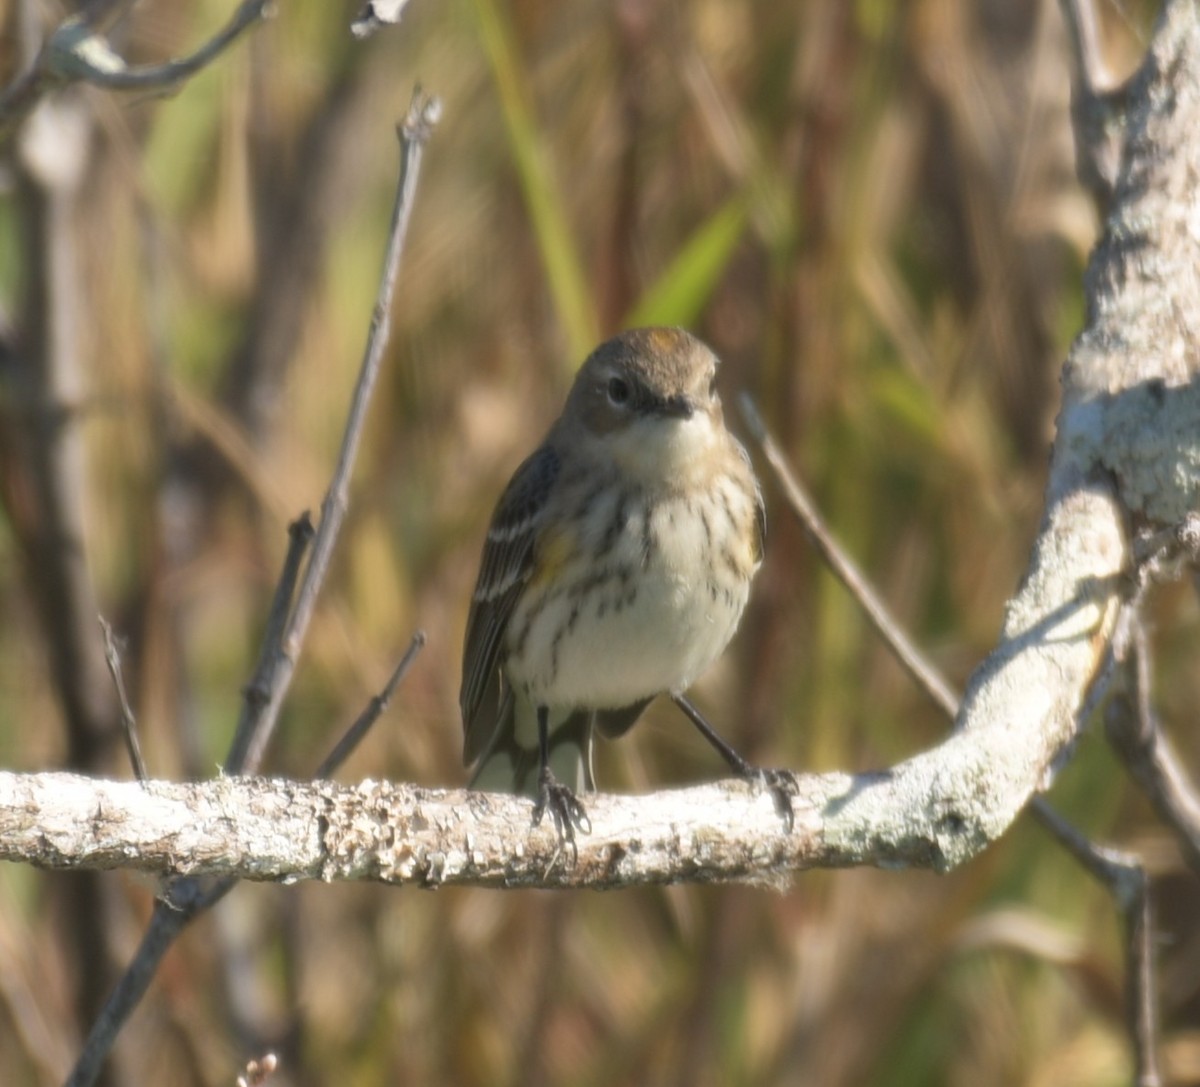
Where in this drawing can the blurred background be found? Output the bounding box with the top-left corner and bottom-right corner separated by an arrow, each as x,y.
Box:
2,0 -> 1198,1084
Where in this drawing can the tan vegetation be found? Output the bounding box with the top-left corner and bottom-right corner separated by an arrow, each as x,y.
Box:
1,1 -> 1197,1085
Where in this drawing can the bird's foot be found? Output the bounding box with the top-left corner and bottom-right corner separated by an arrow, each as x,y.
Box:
532,765 -> 591,854
670,694 -> 798,831
741,766 -> 799,832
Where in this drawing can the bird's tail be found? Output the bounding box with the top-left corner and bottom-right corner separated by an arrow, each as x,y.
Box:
469,702 -> 595,798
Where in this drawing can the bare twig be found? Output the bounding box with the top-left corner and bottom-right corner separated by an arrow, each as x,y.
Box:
45,1 -> 272,89
1059,0 -> 1130,207
63,93 -> 440,1087
0,0 -> 273,137
315,630 -> 427,779
1106,620 -> 1200,875
5,20 -> 127,1061
1031,799 -> 1161,1087
1060,0 -> 1117,101
1094,524 -> 1200,875
745,378 -> 1167,1077
739,395 -> 960,720
98,616 -> 147,782
226,513 -> 315,774
64,878 -> 212,1087
228,88 -> 441,776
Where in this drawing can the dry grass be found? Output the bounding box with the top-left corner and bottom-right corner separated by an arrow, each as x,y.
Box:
1,0 -> 1197,1084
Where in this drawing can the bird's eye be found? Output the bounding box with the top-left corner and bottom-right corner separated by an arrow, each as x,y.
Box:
607,376 -> 630,406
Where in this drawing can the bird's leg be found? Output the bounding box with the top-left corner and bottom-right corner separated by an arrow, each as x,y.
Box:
671,693 -> 798,830
532,705 -> 591,845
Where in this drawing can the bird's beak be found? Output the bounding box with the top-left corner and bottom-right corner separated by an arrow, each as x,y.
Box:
657,394 -> 695,420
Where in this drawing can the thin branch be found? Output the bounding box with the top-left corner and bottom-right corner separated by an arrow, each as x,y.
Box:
5,19 -> 127,1058
1058,0 -> 1131,207
45,1 -> 272,89
228,88 -> 441,776
743,382 -> 1166,1072
98,616 -> 147,782
1105,620 -> 1200,875
64,883 -> 209,1087
1031,799 -> 1161,1087
1060,0 -> 1117,99
739,395 -> 960,720
0,1 -> 273,137
63,92 -> 440,1087
226,513 -> 315,774
315,630 -> 427,779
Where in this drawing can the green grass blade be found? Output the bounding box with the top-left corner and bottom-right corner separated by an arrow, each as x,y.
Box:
624,196 -> 748,329
470,0 -> 597,363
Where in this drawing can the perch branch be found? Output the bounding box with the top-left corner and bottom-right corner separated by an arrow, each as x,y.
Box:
0,770 -> 1093,888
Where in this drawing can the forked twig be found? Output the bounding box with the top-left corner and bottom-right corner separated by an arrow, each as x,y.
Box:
0,0 -> 273,137
227,88 -> 441,775
64,91 -> 439,1087
740,394 -> 1163,1085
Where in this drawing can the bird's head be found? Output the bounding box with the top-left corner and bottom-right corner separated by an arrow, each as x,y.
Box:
563,327 -> 727,483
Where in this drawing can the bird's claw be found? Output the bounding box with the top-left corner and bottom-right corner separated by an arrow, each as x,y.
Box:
533,768 -> 591,854
746,767 -> 799,832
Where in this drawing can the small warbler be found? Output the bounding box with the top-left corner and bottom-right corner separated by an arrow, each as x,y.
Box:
461,327 -> 779,839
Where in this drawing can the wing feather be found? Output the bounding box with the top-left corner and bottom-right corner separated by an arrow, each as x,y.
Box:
461,444 -> 561,763
734,437 -> 766,562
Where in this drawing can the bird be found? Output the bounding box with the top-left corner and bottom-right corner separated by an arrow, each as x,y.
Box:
460,327 -> 783,841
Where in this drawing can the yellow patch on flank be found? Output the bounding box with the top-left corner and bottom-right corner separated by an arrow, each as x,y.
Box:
529,524 -> 578,588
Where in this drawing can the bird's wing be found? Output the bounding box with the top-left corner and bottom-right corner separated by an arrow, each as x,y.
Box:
753,480 -> 766,562
461,443 -> 562,764
734,436 -> 766,563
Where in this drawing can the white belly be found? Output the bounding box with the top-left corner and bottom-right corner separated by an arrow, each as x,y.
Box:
504,478 -> 757,711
